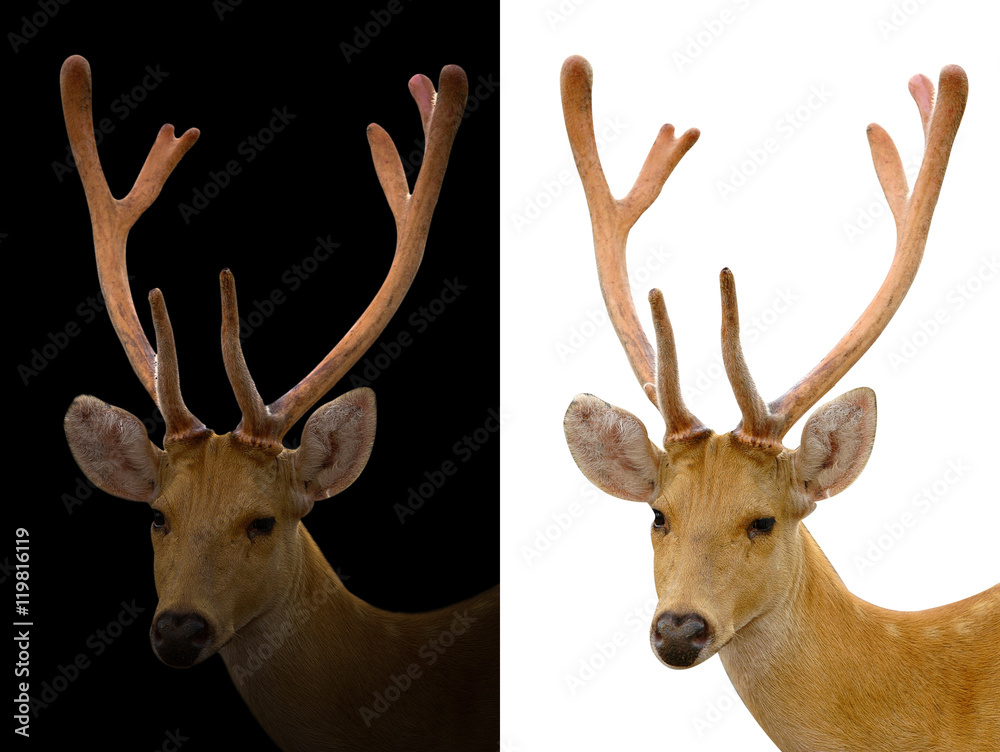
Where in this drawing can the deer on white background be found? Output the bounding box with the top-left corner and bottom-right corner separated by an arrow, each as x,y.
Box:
561,55 -> 998,751
60,55 -> 498,752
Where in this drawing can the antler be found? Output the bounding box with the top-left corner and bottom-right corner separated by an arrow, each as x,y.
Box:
223,66 -> 469,447
60,55 -> 207,444
725,66 -> 968,446
561,55 -> 707,443
63,55 -> 467,449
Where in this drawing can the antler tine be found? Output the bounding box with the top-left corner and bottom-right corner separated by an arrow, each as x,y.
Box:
61,55 -> 204,438
764,66 -> 968,442
236,65 -> 468,445
149,290 -> 209,443
561,55 -> 701,431
220,270 -> 273,445
718,269 -> 775,445
649,289 -> 709,443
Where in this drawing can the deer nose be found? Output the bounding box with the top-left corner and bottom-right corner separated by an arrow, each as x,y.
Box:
151,611 -> 213,667
651,611 -> 710,668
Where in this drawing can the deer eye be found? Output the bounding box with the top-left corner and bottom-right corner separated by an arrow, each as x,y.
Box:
248,517 -> 276,539
748,517 -> 775,538
652,510 -> 667,531
151,509 -> 167,532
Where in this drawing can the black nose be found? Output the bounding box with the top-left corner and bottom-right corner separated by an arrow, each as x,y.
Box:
651,611 -> 710,667
151,611 -> 212,667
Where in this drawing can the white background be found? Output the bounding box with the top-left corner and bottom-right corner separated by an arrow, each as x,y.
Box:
501,1 -> 999,750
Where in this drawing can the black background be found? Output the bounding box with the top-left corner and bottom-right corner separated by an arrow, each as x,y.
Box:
6,1 -> 497,748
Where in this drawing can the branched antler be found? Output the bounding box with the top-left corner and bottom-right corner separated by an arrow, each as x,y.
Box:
563,57 -> 967,448
61,55 -> 206,443
561,55 -> 706,443
62,55 -> 468,448
225,67 -> 468,447
727,66 -> 967,446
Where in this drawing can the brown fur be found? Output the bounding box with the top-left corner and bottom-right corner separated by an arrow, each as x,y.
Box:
66,397 -> 499,751
565,392 -> 999,750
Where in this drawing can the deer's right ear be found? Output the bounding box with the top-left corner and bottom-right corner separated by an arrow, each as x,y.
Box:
792,387 -> 877,512
64,395 -> 163,503
293,388 -> 377,513
564,394 -> 663,502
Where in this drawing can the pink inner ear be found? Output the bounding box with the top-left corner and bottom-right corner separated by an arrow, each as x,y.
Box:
796,387 -> 877,504
564,394 -> 662,503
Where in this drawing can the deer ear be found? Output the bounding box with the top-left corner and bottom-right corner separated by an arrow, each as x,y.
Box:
564,393 -> 663,502
293,388 -> 377,512
64,395 -> 163,503
792,387 -> 876,511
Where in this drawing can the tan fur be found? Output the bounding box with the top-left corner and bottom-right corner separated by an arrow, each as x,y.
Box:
223,529 -> 499,752
566,390 -> 997,749
559,56 -> 989,749
643,428 -> 998,751
722,529 -> 1000,752
66,403 -> 499,751
59,53 -> 490,751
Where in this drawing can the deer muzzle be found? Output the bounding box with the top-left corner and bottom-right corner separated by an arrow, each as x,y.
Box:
151,610 -> 214,668
650,610 -> 711,668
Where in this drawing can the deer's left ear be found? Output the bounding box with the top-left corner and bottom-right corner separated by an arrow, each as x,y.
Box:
564,393 -> 663,503
64,395 -> 164,503
792,387 -> 876,512
293,388 -> 377,513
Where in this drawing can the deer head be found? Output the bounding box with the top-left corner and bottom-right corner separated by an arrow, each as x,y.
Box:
560,56 -> 966,669
60,55 -> 468,668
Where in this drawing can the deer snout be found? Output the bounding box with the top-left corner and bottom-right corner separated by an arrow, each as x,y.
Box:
651,611 -> 711,668
151,611 -> 214,668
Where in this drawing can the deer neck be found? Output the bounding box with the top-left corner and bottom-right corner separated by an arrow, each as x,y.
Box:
218,521 -> 400,750
717,523 -> 996,752
718,524 -> 881,750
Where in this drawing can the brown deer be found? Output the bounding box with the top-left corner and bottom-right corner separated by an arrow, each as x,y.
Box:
560,55 -> 998,751
60,55 -> 498,752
